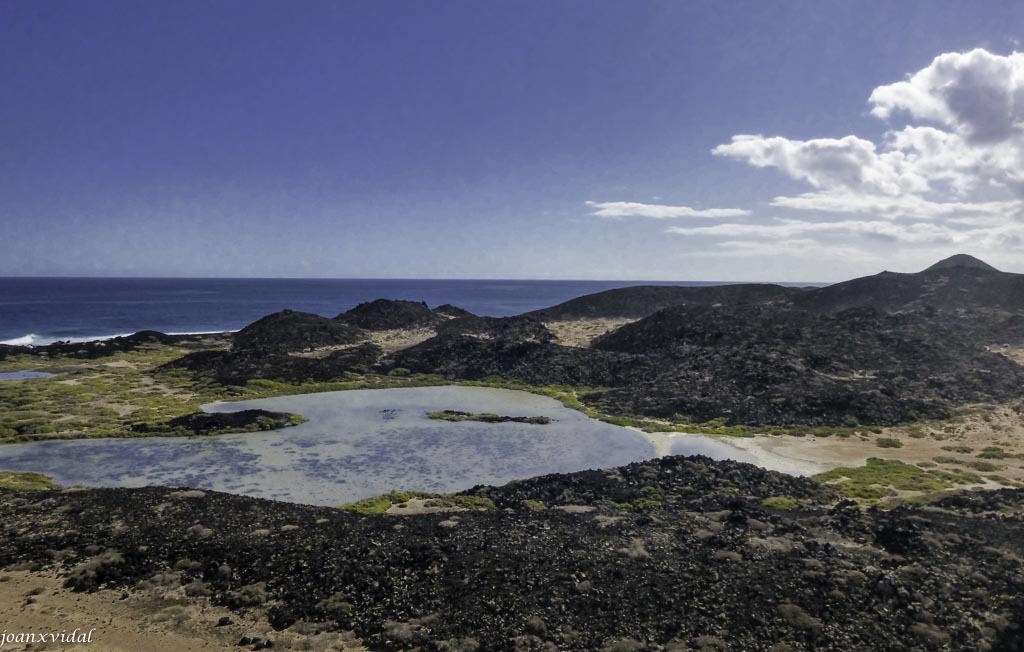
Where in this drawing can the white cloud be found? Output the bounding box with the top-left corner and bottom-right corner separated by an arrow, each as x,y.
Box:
712,134 -> 928,196
869,49 -> 1024,144
584,200 -> 750,219
667,218 -> 970,245
713,50 -> 1024,215
698,48 -> 1024,270
707,238 -> 872,261
768,191 -> 1024,220
587,49 -> 1024,275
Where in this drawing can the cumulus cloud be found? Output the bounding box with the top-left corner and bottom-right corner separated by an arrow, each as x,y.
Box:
585,201 -> 749,219
581,48 -> 1024,274
690,48 -> 1024,268
869,49 -> 1024,144
712,134 -> 928,195
714,49 -> 1024,205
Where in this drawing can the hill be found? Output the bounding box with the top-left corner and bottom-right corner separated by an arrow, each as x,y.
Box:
232,310 -> 365,354
794,255 -> 1024,313
152,253 -> 1024,425
336,299 -> 444,330
526,255 -> 1023,319
526,283 -> 799,320
924,253 -> 1000,272
589,303 -> 1024,425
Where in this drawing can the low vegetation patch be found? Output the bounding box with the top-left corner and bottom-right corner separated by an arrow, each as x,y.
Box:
339,491 -> 426,514
427,410 -> 550,425
815,458 -> 981,501
0,471 -> 56,491
942,445 -> 974,454
0,341 -> 452,444
976,446 -> 1024,460
339,490 -> 496,513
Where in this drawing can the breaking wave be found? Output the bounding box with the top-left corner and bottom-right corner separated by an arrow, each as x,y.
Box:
0,330 -> 233,347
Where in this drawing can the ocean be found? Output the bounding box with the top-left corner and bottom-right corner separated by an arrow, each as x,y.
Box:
0,277 -> 737,346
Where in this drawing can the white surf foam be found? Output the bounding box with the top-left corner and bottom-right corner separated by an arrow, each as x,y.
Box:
0,333 -> 43,346
1,330 -> 236,347
3,332 -> 132,346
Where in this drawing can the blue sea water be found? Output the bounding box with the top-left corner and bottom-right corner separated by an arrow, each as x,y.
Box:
0,277 -> 739,345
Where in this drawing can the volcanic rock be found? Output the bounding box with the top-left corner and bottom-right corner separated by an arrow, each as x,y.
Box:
233,310 -> 365,354
1,456 -> 1022,650
336,299 -> 443,330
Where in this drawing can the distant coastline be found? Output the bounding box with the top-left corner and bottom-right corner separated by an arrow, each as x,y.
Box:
0,277 -> 827,344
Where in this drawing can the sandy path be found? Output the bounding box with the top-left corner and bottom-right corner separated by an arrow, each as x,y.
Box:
720,435 -> 857,476
719,406 -> 1024,487
0,569 -> 366,651
631,403 -> 1024,486
632,428 -> 832,476
543,319 -> 636,348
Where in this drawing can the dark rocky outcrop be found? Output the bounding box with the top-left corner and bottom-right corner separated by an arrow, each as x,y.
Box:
2,456 -> 1022,650
336,299 -> 443,330
433,304 -> 475,319
160,310 -> 380,385
589,304 -> 1024,425
233,310 -> 365,354
436,315 -> 554,342
163,342 -> 384,385
131,409 -> 300,436
526,283 -> 798,321
390,334 -> 648,387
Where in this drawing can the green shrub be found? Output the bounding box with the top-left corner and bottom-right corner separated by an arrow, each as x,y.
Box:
339,491 -> 421,514
0,471 -> 56,491
963,460 -> 1001,472
876,437 -> 903,448
940,445 -> 973,454
977,447 -> 1009,459
815,458 -> 954,500
761,496 -> 800,510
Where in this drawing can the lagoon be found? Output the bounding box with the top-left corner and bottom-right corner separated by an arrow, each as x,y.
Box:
0,371 -> 55,381
0,386 -> 755,506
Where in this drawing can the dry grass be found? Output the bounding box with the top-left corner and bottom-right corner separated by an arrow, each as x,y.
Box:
543,319 -> 637,348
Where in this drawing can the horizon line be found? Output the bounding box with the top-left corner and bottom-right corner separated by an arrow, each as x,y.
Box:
0,275 -> 830,286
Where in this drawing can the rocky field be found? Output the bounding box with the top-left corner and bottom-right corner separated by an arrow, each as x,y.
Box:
2,456 -> 1023,651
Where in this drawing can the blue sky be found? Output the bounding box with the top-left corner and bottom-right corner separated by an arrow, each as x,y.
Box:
3,1 -> 1024,281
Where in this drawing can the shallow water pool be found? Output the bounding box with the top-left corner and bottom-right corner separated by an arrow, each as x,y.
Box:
0,371 -> 55,381
0,386 -> 753,505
